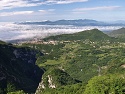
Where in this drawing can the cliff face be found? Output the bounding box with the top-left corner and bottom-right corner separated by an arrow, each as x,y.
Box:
0,43 -> 44,93
35,68 -> 81,94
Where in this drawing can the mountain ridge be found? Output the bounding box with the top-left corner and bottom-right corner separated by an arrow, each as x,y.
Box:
18,19 -> 125,26
43,29 -> 114,41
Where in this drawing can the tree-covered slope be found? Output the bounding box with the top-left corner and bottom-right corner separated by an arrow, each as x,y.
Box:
108,27 -> 125,38
43,29 -> 113,41
83,74 -> 125,94
22,29 -> 125,94
1,29 -> 125,94
0,42 -> 44,93
39,74 -> 125,94
36,68 -> 81,94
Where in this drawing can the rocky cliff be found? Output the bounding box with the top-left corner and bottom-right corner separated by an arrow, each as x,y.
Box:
0,42 -> 44,93
35,68 -> 81,94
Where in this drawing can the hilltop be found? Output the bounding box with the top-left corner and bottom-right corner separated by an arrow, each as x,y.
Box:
43,29 -> 113,41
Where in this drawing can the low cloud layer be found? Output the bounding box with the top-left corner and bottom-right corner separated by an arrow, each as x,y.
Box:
0,22 -> 124,42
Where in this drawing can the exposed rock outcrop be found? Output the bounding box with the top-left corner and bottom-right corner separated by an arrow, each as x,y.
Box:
35,68 -> 81,94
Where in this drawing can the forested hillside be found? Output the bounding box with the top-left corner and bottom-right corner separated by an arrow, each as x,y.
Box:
0,29 -> 125,94
108,27 -> 125,38
22,29 -> 125,94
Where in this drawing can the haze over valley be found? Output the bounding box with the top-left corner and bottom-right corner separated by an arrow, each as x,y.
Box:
0,19 -> 125,42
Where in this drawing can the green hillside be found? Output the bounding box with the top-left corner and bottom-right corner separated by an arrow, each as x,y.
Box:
1,29 -> 125,94
22,29 -> 125,94
44,29 -> 113,41
108,27 -> 125,38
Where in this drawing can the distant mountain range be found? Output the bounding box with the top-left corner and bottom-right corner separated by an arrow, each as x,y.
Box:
18,19 -> 125,26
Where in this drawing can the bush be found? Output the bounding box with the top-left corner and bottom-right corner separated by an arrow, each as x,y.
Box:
84,74 -> 125,94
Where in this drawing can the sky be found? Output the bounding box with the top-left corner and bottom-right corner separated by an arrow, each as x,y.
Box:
0,0 -> 125,22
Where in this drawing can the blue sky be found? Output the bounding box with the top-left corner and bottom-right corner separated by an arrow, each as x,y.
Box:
0,0 -> 125,22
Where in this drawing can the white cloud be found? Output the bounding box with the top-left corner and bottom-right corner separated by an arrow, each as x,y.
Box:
48,9 -> 55,12
45,0 -> 88,4
38,9 -> 55,15
72,11 -> 86,14
0,0 -> 88,10
38,10 -> 47,12
0,11 -> 34,16
0,0 -> 44,10
73,6 -> 121,12
38,9 -> 55,12
38,9 -> 49,15
0,9 -> 55,16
